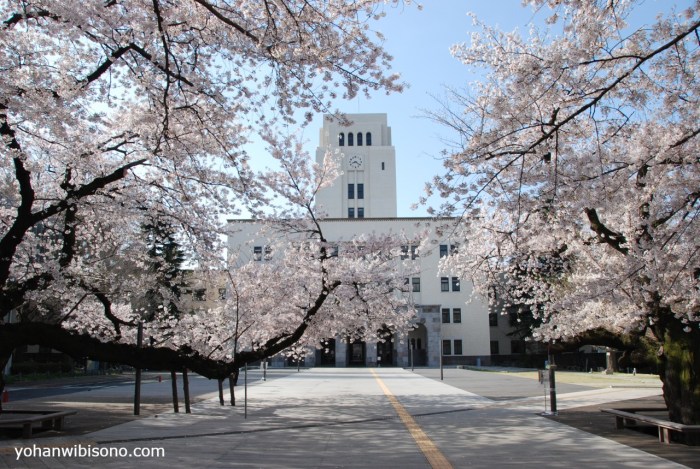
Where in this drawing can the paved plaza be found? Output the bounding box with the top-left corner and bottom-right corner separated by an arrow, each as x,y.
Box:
1,367 -> 696,468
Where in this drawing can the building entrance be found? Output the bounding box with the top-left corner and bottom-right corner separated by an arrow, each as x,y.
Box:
376,327 -> 395,366
376,338 -> 394,366
318,339 -> 336,366
347,341 -> 366,366
408,324 -> 428,367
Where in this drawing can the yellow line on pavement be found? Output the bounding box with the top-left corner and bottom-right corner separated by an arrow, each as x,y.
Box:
370,369 -> 453,469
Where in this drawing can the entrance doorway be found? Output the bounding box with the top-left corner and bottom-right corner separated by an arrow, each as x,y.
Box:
408,324 -> 428,367
347,341 -> 366,366
377,339 -> 394,366
376,327 -> 394,366
318,339 -> 336,366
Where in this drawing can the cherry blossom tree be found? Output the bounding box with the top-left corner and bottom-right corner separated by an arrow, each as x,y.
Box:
430,0 -> 700,425
0,0 -> 408,396
110,138 -> 417,386
195,137 -> 417,367
194,229 -> 416,365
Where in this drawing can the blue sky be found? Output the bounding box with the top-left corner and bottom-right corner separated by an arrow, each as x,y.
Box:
345,1 -> 528,216
262,0 -> 692,217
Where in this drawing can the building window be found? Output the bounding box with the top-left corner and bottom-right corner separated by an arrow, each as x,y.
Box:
254,245 -> 272,261
441,277 -> 460,292
490,341 -> 500,355
440,277 -> 449,292
454,340 -> 463,355
338,133 -> 345,146
193,288 -> 206,301
489,312 -> 498,327
357,183 -> 364,199
218,288 -> 227,300
348,183 -> 354,199
442,308 -> 450,323
348,132 -> 354,146
357,132 -> 363,146
440,244 -> 458,257
366,132 -> 372,146
348,208 -> 355,218
381,162 -> 385,170
401,245 -> 418,260
356,207 -> 364,218
412,277 -> 421,293
508,311 -> 520,327
453,308 -> 462,323
442,340 -> 452,356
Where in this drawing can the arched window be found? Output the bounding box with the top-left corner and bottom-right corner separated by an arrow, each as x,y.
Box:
348,132 -> 354,146
338,133 -> 345,147
366,132 -> 372,146
357,132 -> 363,146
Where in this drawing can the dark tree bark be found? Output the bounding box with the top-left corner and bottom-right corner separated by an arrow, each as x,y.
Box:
229,371 -> 237,406
654,320 -> 700,427
0,322 -> 238,382
183,369 -> 191,414
171,371 -> 179,413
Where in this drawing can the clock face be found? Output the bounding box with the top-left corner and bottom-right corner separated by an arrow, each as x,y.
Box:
348,155 -> 362,169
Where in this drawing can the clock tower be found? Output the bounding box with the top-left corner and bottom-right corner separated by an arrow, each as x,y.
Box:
315,113 -> 397,218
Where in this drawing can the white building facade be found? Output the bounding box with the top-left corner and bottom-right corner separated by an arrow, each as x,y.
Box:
228,114 -> 491,367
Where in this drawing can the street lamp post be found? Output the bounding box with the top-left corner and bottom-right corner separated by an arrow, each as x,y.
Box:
133,322 -> 143,415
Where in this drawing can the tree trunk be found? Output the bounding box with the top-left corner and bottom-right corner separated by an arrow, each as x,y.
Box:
656,320 -> 700,429
183,368 -> 191,414
0,345 -> 14,413
229,370 -> 238,406
171,371 -> 179,413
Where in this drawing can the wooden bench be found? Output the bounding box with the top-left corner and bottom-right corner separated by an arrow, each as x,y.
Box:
0,410 -> 77,438
601,408 -> 700,445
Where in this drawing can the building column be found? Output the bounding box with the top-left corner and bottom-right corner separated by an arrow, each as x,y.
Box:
366,342 -> 377,367
335,340 -> 347,367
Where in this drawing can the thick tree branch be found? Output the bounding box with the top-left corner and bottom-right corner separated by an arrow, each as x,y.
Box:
3,9 -> 59,27
0,105 -> 35,287
0,322 -> 237,380
239,279 -> 341,364
31,158 -> 147,223
584,207 -> 629,255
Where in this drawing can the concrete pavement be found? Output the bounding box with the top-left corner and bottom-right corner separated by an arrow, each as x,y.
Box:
1,367 -> 689,468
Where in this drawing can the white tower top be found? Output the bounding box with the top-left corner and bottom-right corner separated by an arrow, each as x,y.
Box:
315,113 -> 397,218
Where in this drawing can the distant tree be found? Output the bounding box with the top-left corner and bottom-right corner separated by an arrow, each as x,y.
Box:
431,0 -> 700,425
